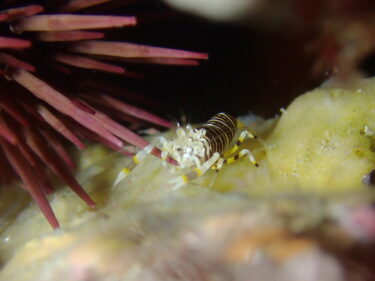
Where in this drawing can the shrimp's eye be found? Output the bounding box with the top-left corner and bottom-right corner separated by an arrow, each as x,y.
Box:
176,147 -> 183,152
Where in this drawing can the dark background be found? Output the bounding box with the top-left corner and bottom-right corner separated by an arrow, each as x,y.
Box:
5,0 -> 375,123
104,0 -> 325,123
40,0 -> 375,124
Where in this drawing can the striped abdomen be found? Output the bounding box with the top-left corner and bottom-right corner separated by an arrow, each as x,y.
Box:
197,112 -> 237,159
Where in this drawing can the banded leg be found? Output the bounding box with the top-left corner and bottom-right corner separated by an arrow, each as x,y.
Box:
208,157 -> 224,187
158,136 -> 169,167
113,144 -> 154,186
210,156 -> 225,172
225,148 -> 259,167
210,129 -> 258,171
170,152 -> 221,189
228,129 -> 257,155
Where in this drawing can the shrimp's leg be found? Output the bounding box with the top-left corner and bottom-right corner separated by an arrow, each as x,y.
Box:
228,129 -> 257,155
113,143 -> 154,186
170,152 -> 220,189
225,148 -> 259,167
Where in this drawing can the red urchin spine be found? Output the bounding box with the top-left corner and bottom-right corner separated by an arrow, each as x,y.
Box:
0,1 -> 207,228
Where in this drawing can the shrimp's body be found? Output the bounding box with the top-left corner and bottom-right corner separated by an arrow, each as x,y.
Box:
114,113 -> 258,188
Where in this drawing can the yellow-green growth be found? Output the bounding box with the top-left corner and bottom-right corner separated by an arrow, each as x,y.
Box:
263,82 -> 375,192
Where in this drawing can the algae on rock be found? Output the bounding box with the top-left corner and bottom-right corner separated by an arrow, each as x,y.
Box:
1,79 -> 375,280
263,81 -> 375,192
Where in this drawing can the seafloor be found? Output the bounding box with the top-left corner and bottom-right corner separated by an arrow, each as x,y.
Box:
1,79 -> 375,280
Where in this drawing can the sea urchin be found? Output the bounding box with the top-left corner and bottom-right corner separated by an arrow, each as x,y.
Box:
0,0 -> 207,228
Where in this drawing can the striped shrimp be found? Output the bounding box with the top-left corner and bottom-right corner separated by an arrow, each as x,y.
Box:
114,113 -> 259,188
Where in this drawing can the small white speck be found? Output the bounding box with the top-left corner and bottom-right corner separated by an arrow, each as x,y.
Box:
363,125 -> 374,137
291,172 -> 299,177
251,249 -> 263,264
